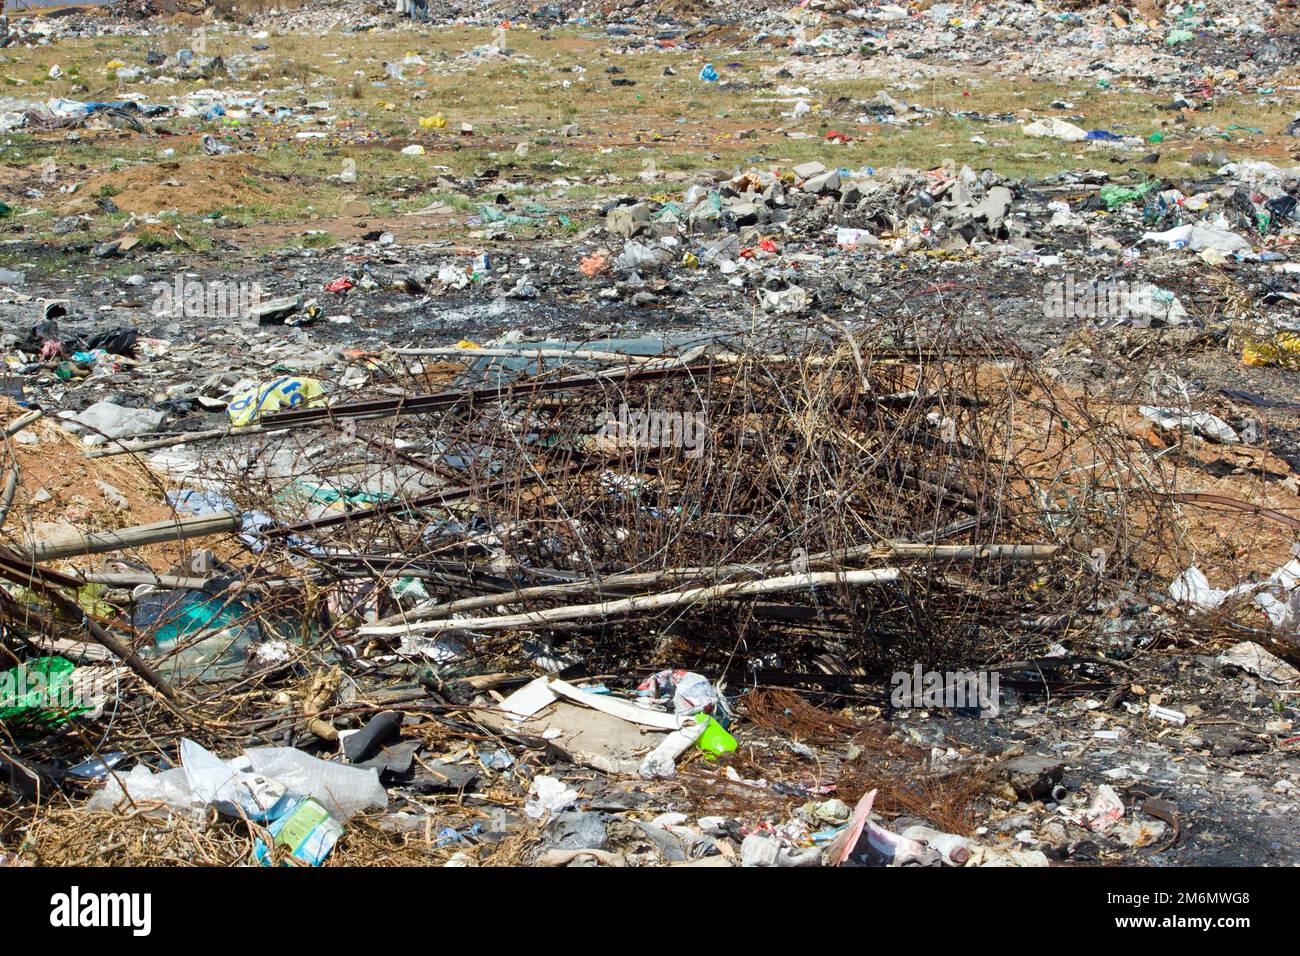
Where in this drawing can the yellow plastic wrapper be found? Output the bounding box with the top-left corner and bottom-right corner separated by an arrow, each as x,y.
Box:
1242,332 -> 1300,368
419,113 -> 447,130
228,377 -> 326,427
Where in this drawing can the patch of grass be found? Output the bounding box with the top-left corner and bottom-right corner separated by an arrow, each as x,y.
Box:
132,230 -> 211,254
300,231 -> 337,249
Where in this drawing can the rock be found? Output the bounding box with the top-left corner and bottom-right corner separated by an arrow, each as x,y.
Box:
95,480 -> 130,510
1111,819 -> 1167,848
729,201 -> 764,226
606,203 -> 651,238
249,295 -> 304,325
408,759 -> 480,793
1001,754 -> 1064,799
975,186 -> 1013,228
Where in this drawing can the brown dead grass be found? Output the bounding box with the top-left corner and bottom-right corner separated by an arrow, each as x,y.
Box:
11,804 -> 454,867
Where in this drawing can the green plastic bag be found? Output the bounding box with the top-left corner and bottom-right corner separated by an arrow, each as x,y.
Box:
0,657 -> 89,726
1099,180 -> 1158,210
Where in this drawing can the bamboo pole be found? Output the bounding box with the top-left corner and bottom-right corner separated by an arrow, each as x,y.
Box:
21,511 -> 240,562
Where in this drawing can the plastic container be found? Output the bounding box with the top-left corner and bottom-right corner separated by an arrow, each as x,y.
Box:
696,716 -> 737,757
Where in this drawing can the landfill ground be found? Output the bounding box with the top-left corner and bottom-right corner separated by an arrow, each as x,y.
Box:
0,0 -> 1298,872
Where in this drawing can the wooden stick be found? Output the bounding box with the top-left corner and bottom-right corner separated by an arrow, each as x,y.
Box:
21,511 -> 240,562
0,463 -> 16,531
392,347 -> 655,363
73,572 -> 219,590
358,568 -> 901,636
3,409 -> 43,437
370,543 -> 1058,628
85,426 -> 246,458
457,672 -> 516,690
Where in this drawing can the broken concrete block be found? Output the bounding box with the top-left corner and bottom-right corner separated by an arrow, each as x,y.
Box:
802,170 -> 841,194
606,203 -> 651,238
792,161 -> 828,180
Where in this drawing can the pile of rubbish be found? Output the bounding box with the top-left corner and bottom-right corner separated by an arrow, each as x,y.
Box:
3,307 -> 1298,867
1,0 -> 1299,870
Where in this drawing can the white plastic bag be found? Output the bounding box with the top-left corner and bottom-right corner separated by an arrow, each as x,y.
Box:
180,739 -> 287,821
613,241 -> 669,275
245,747 -> 387,820
1022,118 -> 1087,142
86,764 -> 198,817
90,742 -> 388,822
524,775 -> 578,819
61,400 -> 165,444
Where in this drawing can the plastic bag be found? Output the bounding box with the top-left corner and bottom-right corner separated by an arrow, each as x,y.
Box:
1099,181 -> 1157,209
244,747 -> 388,820
180,739 -> 289,821
759,285 -> 810,315
61,400 -> 165,443
89,741 -> 387,822
0,656 -> 90,726
1022,118 -> 1087,142
1139,405 -> 1239,443
613,241 -> 669,275
524,775 -> 578,819
637,669 -> 722,716
227,376 -> 326,427
1141,224 -> 1250,254
86,764 -> 198,817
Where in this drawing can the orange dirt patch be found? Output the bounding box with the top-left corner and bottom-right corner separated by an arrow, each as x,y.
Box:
0,399 -> 232,574
64,154 -> 291,217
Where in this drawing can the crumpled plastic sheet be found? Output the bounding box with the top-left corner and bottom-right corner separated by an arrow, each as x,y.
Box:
88,739 -> 387,821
